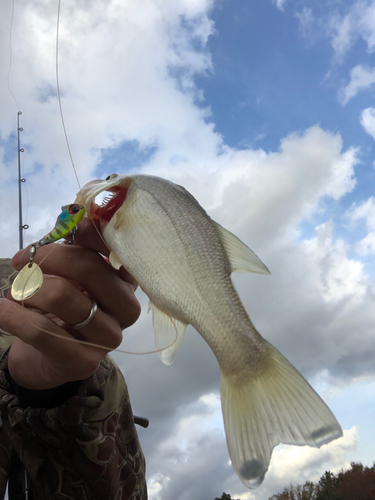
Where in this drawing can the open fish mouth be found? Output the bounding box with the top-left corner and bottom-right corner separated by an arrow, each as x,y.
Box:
90,187 -> 128,223
75,174 -> 131,224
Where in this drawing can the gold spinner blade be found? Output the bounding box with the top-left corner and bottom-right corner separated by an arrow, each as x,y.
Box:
11,263 -> 43,301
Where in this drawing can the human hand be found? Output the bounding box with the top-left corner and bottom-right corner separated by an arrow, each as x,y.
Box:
0,218 -> 141,390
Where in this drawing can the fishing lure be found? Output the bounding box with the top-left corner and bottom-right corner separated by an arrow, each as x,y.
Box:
11,203 -> 85,301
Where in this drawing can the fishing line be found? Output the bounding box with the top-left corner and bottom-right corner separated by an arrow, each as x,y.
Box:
56,0 -> 114,254
29,312 -> 179,356
56,0 -> 80,191
19,0 -> 178,357
7,0 -> 21,112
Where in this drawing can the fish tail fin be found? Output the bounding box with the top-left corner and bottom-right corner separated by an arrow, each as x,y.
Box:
220,341 -> 342,488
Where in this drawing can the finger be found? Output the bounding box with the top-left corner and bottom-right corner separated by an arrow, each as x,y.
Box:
20,276 -> 123,349
65,218 -> 139,288
0,299 -> 108,387
104,257 -> 139,289
65,217 -> 109,255
11,244 -> 141,330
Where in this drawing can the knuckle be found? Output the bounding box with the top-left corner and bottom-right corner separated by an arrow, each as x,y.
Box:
69,246 -> 101,275
112,328 -> 123,349
0,299 -> 16,329
31,315 -> 57,342
45,279 -> 71,306
121,295 -> 141,329
103,321 -> 123,350
0,300 -> 50,341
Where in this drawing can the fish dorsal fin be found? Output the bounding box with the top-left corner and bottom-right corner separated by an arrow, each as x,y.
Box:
109,251 -> 123,270
213,221 -> 270,275
148,301 -> 187,365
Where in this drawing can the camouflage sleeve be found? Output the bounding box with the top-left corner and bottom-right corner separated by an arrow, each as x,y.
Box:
0,259 -> 147,499
0,259 -> 17,298
0,353 -> 147,499
0,259 -> 17,348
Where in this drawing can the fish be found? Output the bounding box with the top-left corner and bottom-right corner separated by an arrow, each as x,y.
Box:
75,173 -> 343,488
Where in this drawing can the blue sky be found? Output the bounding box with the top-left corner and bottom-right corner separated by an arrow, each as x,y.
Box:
0,0 -> 375,499
203,0 -> 375,243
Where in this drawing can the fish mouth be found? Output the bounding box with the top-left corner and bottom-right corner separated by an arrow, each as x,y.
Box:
91,186 -> 128,223
75,176 -> 131,224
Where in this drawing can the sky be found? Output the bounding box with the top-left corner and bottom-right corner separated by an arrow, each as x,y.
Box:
0,0 -> 375,498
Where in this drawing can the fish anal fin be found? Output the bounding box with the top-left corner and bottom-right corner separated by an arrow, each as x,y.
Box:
220,340 -> 343,488
148,301 -> 187,365
109,251 -> 123,270
213,221 -> 270,275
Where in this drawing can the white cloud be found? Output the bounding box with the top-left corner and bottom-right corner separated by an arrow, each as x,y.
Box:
287,0 -> 375,91
303,222 -> 366,302
329,12 -> 355,61
357,0 -> 375,51
346,196 -> 375,254
295,7 -> 315,39
145,394 -> 233,500
329,0 -> 375,60
273,0 -> 287,12
360,106 -> 375,139
348,196 -> 375,228
339,65 -> 375,104
262,427 -> 358,497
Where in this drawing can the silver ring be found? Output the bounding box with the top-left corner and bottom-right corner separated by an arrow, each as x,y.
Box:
69,300 -> 98,330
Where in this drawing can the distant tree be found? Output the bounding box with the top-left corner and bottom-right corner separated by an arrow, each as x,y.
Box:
332,462 -> 375,500
214,493 -> 240,500
316,470 -> 338,500
269,462 -> 375,500
269,484 -> 295,500
298,481 -> 317,500
269,481 -> 318,500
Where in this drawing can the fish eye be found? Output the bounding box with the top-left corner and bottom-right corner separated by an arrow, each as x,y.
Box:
106,173 -> 118,181
69,204 -> 80,214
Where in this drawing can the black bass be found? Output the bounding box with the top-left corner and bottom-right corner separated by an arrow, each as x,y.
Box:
75,174 -> 342,488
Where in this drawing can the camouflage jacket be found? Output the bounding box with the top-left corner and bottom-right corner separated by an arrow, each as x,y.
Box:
0,259 -> 147,499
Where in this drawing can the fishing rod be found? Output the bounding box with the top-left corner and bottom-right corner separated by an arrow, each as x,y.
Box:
7,1 -> 32,494
17,111 -> 28,250
15,111 -> 33,500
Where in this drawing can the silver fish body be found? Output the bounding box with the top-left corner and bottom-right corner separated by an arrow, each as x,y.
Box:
76,174 -> 342,488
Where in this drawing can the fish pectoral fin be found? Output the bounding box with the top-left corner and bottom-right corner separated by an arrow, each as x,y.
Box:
220,340 -> 343,489
213,221 -> 270,275
148,301 -> 187,365
109,251 -> 123,270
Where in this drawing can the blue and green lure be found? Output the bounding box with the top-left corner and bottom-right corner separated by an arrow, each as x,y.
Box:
34,203 -> 85,248
11,204 -> 85,301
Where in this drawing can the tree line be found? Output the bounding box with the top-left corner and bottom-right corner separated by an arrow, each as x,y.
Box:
269,462 -> 375,500
215,462 -> 375,500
